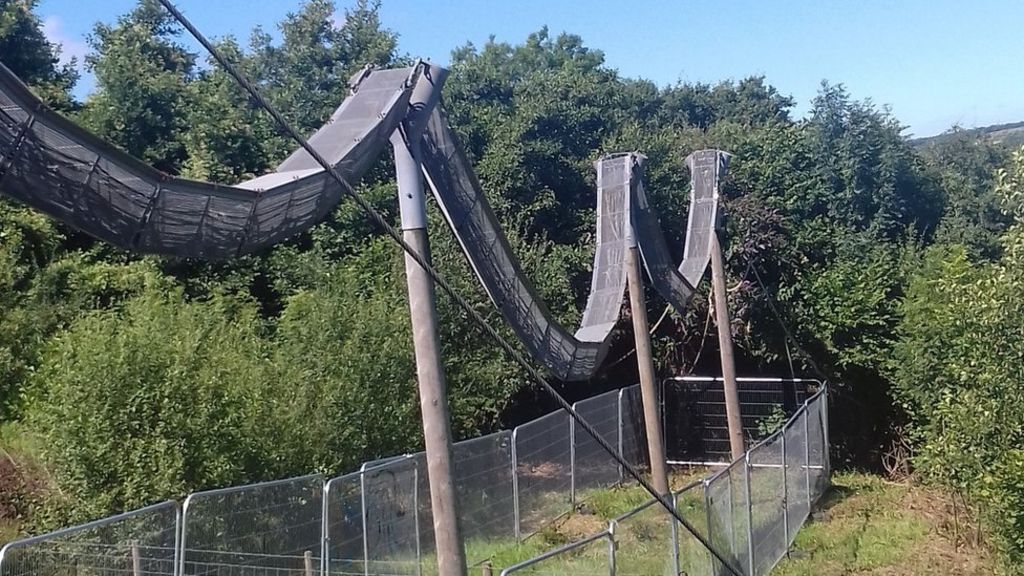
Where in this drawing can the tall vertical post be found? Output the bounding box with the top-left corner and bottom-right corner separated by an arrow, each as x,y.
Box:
360,464 -> 370,576
569,409 -> 577,504
392,132 -> 467,576
511,428 -> 521,541
626,245 -> 671,497
781,431 -> 791,548
744,452 -> 755,573
711,233 -> 745,461
617,389 -> 625,483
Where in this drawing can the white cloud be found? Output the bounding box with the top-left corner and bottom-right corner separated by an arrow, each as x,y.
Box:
41,16 -> 89,69
331,10 -> 347,29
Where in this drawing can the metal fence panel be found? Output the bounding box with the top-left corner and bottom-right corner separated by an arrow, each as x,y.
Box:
498,529 -> 613,576
181,475 -> 324,576
512,410 -> 572,536
613,500 -> 675,576
673,482 -> 712,576
452,431 -> 515,554
619,386 -> 647,474
7,380 -> 831,576
0,502 -> 179,576
784,411 -> 810,547
806,395 -> 828,499
572,390 -> 621,493
324,457 -> 421,576
663,378 -> 817,463
748,435 -> 786,576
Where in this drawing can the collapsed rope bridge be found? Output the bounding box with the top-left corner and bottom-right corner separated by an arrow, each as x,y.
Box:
0,5 -> 740,573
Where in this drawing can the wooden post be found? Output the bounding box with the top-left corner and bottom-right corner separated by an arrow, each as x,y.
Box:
711,233 -> 745,461
626,245 -> 671,497
393,135 -> 467,576
304,550 -> 314,576
481,561 -> 493,576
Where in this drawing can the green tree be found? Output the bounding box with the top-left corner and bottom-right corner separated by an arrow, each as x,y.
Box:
80,0 -> 196,173
0,0 -> 78,109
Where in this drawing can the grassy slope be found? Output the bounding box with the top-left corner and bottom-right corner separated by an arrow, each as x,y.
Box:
776,472 -> 994,576
468,471 -> 995,576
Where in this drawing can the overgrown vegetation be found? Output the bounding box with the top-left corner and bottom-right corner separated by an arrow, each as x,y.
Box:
776,473 -> 994,575
1,0 -> 1023,570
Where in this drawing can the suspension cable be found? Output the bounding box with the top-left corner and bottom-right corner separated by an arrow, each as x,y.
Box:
750,263 -> 828,382
155,2 -> 742,573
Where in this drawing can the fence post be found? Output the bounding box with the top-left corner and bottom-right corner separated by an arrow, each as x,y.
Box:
173,502 -> 182,576
511,427 -> 521,541
726,470 -> 736,558
570,404 -> 577,505
670,491 -> 681,576
744,452 -> 754,574
360,463 -> 370,576
321,479 -> 331,576
304,550 -> 314,576
608,521 -> 617,576
414,461 -> 423,576
617,388 -> 625,483
703,480 -> 716,576
804,404 -> 812,509
131,541 -> 141,576
781,429 -> 790,550
178,496 -> 193,576
823,386 -> 831,479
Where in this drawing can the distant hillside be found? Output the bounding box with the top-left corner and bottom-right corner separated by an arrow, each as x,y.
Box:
912,121 -> 1024,149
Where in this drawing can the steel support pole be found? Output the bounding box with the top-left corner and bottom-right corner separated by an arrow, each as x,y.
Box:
414,462 -> 423,576
781,432 -> 790,549
803,406 -> 812,509
670,492 -> 681,576
608,521 -> 617,576
617,389 -> 625,483
710,233 -> 745,461
393,135 -> 467,576
626,245 -> 670,497
703,480 -> 717,575
360,464 -> 370,576
570,406 -> 577,504
511,427 -> 521,541
823,386 -> 831,479
744,453 -> 755,573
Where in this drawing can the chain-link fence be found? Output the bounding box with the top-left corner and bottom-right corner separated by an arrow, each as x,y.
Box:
1,378 -> 827,576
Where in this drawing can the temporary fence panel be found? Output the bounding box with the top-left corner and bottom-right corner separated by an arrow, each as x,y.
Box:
618,385 -> 648,476
180,474 -> 324,576
0,502 -> 179,576
451,431 -> 516,557
662,378 -> 818,464
571,389 -> 621,494
511,410 -> 572,537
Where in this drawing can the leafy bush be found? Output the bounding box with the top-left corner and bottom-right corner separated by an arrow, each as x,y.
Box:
27,288 -> 274,522
891,147 -> 1024,570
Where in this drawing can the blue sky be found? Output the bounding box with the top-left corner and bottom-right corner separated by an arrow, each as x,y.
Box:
37,0 -> 1024,138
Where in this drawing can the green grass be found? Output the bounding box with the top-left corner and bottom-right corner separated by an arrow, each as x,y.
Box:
774,472 -> 994,576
